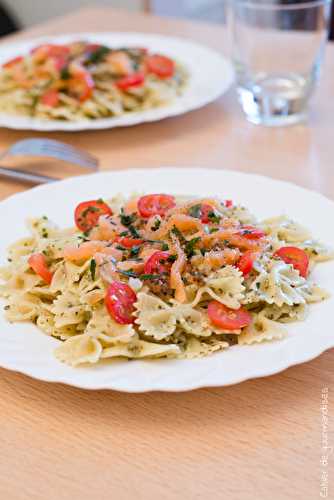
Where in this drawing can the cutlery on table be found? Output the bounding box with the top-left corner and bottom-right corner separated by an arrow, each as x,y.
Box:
0,138 -> 99,185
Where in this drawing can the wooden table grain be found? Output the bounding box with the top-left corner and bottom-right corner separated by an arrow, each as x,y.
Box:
0,8 -> 333,500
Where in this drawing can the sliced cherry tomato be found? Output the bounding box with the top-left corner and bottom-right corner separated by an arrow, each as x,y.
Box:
225,199 -> 233,208
40,89 -> 59,107
146,54 -> 175,78
208,301 -> 252,330
74,200 -> 113,232
105,281 -> 137,324
115,237 -> 144,248
237,250 -> 257,276
144,251 -> 171,275
200,204 -> 214,224
68,66 -> 94,102
28,253 -> 54,285
116,72 -> 145,90
138,194 -> 176,218
239,225 -> 265,239
3,56 -> 24,69
274,246 -> 309,278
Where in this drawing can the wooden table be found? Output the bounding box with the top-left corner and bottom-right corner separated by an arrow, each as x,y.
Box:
0,8 -> 333,500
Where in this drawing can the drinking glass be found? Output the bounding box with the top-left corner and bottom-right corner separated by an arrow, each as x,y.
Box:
231,0 -> 332,126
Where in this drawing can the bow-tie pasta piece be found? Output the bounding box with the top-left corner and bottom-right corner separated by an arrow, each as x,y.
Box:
246,260 -> 309,307
183,337 -> 229,359
101,340 -> 181,360
85,305 -> 137,344
261,216 -> 311,244
55,333 -> 102,366
238,312 -> 287,346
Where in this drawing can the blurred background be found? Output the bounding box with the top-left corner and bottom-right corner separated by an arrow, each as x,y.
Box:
0,0 -> 226,35
0,0 -> 332,38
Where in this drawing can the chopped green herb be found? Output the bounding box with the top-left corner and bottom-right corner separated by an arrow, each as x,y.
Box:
161,243 -> 169,251
60,66 -> 71,80
87,45 -> 110,64
208,211 -> 221,224
209,227 -> 219,234
171,225 -> 185,243
129,225 -> 141,238
141,273 -> 167,281
200,248 -> 206,256
129,246 -> 141,258
167,254 -> 177,263
184,237 -> 201,258
120,209 -> 137,227
78,235 -> 90,242
145,239 -> 165,245
188,204 -> 202,219
151,219 -> 161,231
90,259 -> 97,281
116,245 -> 127,251
120,230 -> 129,237
42,215 -> 48,220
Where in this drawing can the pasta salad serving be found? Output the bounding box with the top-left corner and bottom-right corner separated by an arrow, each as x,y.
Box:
0,42 -> 187,121
0,193 -> 333,366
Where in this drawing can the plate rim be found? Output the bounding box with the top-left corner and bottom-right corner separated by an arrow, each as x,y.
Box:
0,32 -> 235,132
0,167 -> 333,392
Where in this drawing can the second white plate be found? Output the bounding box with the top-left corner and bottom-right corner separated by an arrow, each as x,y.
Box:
0,32 -> 234,131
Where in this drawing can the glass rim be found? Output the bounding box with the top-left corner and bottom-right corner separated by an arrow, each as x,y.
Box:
234,0 -> 331,11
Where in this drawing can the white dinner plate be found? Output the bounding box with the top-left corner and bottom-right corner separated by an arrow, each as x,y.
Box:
0,168 -> 333,392
0,32 -> 234,131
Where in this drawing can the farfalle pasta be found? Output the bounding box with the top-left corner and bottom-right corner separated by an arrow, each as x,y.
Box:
0,193 -> 332,366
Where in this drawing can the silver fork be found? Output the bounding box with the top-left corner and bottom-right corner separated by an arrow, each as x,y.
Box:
0,138 -> 99,184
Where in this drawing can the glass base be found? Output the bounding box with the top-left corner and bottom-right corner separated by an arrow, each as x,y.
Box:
237,73 -> 311,127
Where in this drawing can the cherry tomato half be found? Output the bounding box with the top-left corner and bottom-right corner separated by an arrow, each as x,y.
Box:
146,54 -> 175,78
40,89 -> 59,107
28,253 -> 54,285
207,301 -> 252,330
144,251 -> 171,275
3,56 -> 24,69
74,200 -> 113,232
237,250 -> 257,277
116,72 -> 145,90
274,246 -> 309,278
115,237 -> 144,248
239,225 -> 265,240
105,281 -> 137,324
225,199 -> 233,208
138,194 -> 176,218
